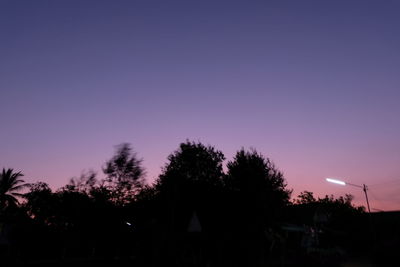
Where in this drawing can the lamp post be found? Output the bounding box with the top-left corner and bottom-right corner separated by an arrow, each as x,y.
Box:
325,178 -> 371,213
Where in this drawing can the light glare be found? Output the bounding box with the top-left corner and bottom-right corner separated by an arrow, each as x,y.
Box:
326,178 -> 346,186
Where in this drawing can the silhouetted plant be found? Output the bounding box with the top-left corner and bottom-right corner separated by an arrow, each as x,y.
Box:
291,191 -> 363,224
294,190 -> 317,204
225,149 -> 291,222
155,140 -> 225,222
286,190 -> 366,260
102,143 -> 145,204
0,168 -> 29,213
23,182 -> 55,224
221,149 -> 292,266
156,141 -> 225,192
65,170 -> 97,194
152,141 -> 225,265
2,142 -> 375,266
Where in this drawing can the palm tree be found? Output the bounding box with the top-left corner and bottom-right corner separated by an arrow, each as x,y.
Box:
0,168 -> 29,211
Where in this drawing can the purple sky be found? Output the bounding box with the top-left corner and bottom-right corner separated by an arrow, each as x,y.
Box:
1,0 -> 400,211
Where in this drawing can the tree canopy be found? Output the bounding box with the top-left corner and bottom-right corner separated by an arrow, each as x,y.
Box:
156,140 -> 225,195
102,143 -> 145,204
225,149 -> 291,214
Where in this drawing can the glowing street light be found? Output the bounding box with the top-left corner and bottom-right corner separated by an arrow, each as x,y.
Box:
326,178 -> 346,186
325,178 -> 371,213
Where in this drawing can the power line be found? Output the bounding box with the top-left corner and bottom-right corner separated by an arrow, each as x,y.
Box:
369,178 -> 400,187
367,189 -> 385,207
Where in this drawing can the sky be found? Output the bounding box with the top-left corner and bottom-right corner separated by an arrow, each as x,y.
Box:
1,0 -> 400,211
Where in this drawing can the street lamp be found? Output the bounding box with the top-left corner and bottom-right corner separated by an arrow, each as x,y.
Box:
325,178 -> 371,213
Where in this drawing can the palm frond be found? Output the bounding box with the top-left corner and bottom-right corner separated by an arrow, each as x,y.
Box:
10,183 -> 29,192
4,194 -> 18,205
0,168 -> 26,207
10,192 -> 25,197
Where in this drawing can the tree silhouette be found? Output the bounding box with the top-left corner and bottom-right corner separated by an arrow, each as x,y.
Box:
156,141 -> 225,192
225,149 -> 291,222
23,182 -> 55,225
0,168 -> 29,212
295,190 -> 316,204
155,141 -> 225,229
222,149 -> 292,266
153,141 -> 225,266
65,170 -> 97,194
102,143 -> 145,204
0,143 -> 376,265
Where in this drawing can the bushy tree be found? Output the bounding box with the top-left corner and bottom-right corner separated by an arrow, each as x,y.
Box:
65,170 -> 97,194
294,190 -> 316,204
24,182 -> 55,224
293,191 -> 362,212
221,149 -> 291,266
225,149 -> 291,221
154,141 -> 225,228
157,141 -> 224,188
151,141 -> 225,265
102,143 -> 145,204
290,192 -> 364,237
155,141 -> 225,211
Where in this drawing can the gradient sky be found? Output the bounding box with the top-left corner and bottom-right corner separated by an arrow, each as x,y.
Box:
1,0 -> 400,211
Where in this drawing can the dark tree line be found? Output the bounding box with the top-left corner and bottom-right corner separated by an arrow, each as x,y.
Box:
0,141 -> 364,267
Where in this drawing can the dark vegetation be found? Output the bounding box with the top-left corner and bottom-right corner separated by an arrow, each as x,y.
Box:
0,141 -> 394,266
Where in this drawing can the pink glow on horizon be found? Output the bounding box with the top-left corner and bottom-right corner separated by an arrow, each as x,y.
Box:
8,142 -> 400,212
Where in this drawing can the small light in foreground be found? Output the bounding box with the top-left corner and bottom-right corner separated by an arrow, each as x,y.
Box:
126,221 -> 132,226
326,178 -> 346,186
